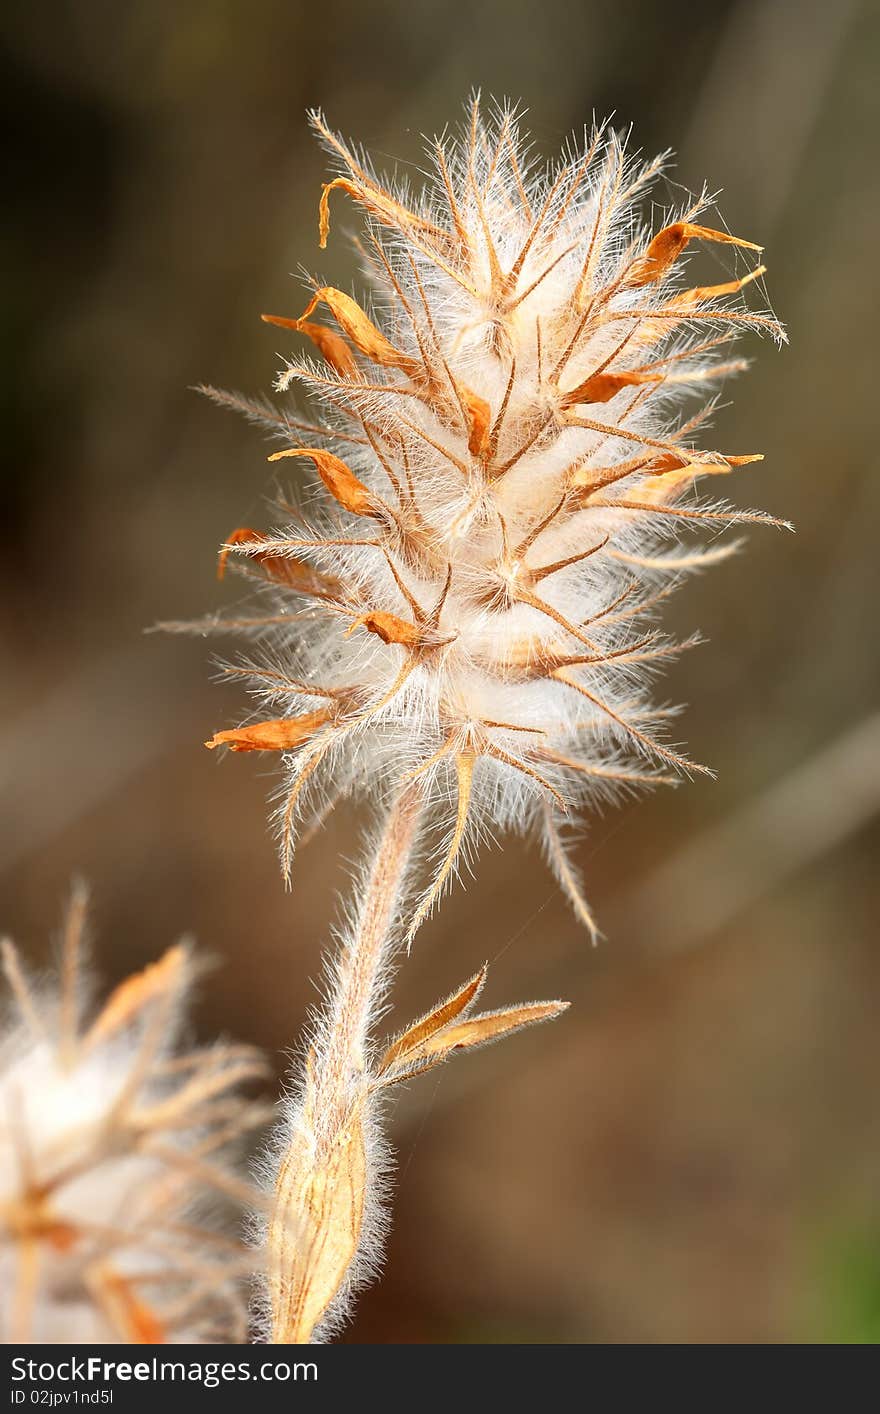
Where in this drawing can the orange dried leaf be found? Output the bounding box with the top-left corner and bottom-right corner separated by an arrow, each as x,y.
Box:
296,288 -> 417,374
268,447 -> 378,518
628,222 -> 762,288
378,964 -> 487,1076
204,709 -> 332,753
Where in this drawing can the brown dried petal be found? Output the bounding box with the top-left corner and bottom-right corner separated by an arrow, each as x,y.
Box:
296,288 -> 418,375
217,526 -> 264,580
670,263 -> 767,313
627,222 -> 762,288
218,527 -> 342,597
204,710 -> 333,753
460,384 -> 492,456
639,452 -> 764,502
261,312 -> 360,378
317,174 -> 452,257
349,611 -> 422,647
268,447 -> 379,518
562,368 -> 663,407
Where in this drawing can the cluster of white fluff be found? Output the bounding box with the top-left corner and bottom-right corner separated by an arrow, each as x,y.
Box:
0,890 -> 266,1343
205,99 -> 784,939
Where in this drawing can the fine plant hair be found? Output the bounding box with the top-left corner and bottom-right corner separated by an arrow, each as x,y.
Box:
0,883 -> 268,1343
193,97 -> 784,1342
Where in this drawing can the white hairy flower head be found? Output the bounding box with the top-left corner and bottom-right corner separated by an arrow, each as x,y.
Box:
0,886 -> 267,1342
204,99 -> 785,940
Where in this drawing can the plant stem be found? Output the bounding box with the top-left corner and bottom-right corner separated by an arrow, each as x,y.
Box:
312,783 -> 422,1136
268,784 -> 421,1343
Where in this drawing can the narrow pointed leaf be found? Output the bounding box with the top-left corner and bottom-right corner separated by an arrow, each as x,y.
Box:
377,964 -> 487,1076
417,1001 -> 569,1061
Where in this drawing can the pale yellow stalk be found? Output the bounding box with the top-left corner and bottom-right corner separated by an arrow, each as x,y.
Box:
267,786 -> 420,1343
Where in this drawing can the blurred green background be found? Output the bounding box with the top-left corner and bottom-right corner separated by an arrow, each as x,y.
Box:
2,0 -> 879,1343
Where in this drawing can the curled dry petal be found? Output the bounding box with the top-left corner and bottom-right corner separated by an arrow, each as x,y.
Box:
268,447 -> 379,518
670,263 -> 767,312
562,368 -> 663,406
295,288 -> 418,374
205,710 -> 333,753
317,172 -> 451,256
461,385 -> 492,456
626,221 -> 762,288
218,527 -> 343,596
261,312 -> 360,378
348,610 -> 421,647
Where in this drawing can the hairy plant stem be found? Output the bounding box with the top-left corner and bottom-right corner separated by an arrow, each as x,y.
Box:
313,785 -> 422,1133
268,785 -> 422,1343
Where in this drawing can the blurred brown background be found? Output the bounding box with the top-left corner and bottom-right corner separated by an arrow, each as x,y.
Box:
2,0 -> 879,1343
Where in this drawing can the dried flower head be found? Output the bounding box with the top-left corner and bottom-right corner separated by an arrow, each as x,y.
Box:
203,99 -> 785,941
0,884 -> 268,1343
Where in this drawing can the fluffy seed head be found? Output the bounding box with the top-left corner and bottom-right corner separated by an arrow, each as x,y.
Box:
204,99 -> 785,938
0,886 -> 268,1343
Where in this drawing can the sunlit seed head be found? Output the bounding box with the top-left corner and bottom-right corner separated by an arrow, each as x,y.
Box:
201,98 -> 786,943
